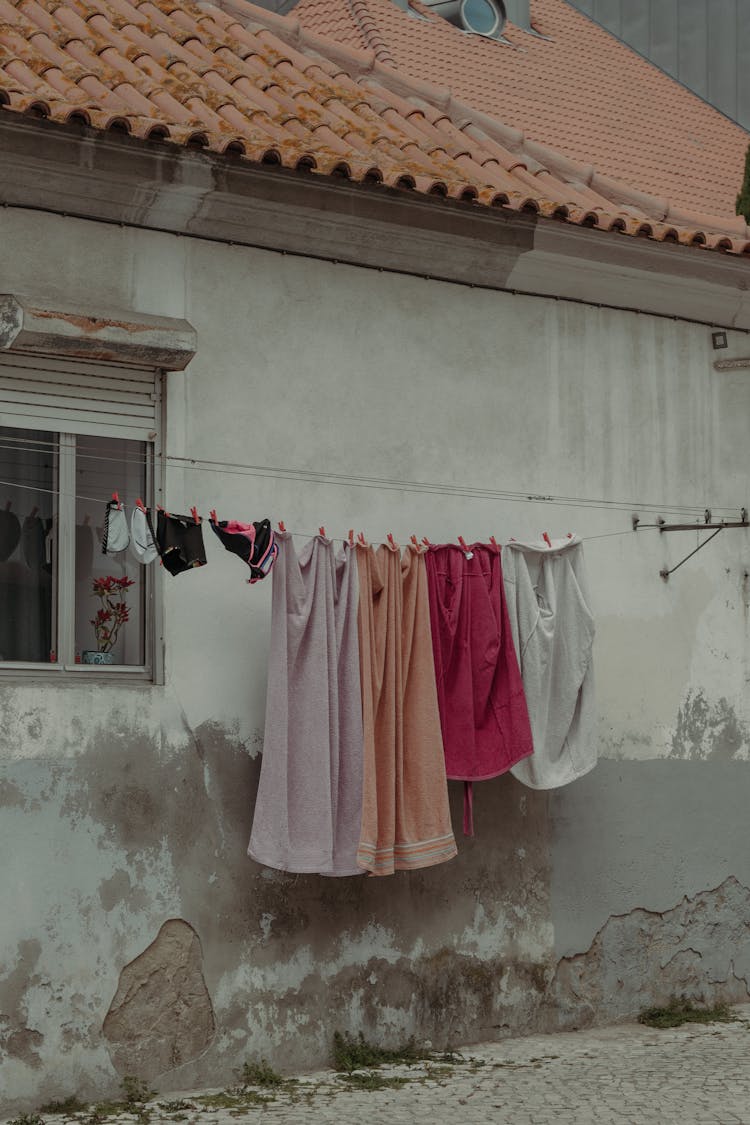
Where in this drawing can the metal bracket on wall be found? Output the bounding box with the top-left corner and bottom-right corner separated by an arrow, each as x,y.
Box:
632,509 -> 749,581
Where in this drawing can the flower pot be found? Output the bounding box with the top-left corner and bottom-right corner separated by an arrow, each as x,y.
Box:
82,650 -> 115,666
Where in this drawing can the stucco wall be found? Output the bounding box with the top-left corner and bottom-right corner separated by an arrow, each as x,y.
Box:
1,208 -> 749,1110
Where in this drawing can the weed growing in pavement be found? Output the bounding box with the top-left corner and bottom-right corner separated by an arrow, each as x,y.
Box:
336,1072 -> 411,1092
638,997 -> 735,1029
239,1059 -> 287,1088
9,1115 -> 45,1125
38,1097 -> 86,1115
120,1077 -> 155,1109
332,1031 -> 438,1071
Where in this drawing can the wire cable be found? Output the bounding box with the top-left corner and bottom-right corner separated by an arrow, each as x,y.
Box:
0,436 -> 744,519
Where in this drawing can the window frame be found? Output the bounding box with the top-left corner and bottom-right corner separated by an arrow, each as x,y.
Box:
0,370 -> 165,686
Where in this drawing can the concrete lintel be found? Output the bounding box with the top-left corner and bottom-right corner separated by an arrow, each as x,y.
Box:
0,293 -> 196,370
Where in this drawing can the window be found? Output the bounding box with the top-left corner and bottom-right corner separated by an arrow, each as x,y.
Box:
0,355 -> 162,677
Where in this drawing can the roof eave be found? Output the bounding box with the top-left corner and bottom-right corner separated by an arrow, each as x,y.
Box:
0,113 -> 748,331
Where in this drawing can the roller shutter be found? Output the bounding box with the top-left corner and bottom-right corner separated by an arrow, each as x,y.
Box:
0,354 -> 161,441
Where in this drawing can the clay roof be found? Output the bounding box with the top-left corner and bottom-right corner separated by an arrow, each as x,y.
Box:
0,0 -> 749,255
294,0 -> 750,225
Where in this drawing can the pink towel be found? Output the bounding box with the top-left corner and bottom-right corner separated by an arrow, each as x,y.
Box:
356,541 -> 457,875
248,532 -> 364,875
425,542 -> 533,834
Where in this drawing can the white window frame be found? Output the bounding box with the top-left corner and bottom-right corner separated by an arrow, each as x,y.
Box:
0,374 -> 165,685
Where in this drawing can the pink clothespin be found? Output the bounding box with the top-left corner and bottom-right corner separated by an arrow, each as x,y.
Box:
422,536 -> 432,547
357,531 -> 367,546
135,497 -> 147,513
489,535 -> 498,549
111,491 -> 121,510
278,520 -> 286,532
410,534 -> 419,547
319,526 -> 326,537
190,506 -> 200,525
387,532 -> 397,549
458,535 -> 474,559
210,509 -> 218,523
348,529 -> 355,546
542,531 -> 552,548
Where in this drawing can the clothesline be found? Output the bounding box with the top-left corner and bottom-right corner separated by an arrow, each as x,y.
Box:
0,477 -> 664,547
0,436 -> 743,518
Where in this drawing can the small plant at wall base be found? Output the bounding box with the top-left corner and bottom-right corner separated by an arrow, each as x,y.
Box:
85,574 -> 135,664
737,142 -> 750,222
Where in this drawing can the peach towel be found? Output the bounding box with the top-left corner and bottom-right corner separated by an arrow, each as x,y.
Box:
356,540 -> 457,875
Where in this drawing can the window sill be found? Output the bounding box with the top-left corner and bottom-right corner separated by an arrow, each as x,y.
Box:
0,662 -> 154,685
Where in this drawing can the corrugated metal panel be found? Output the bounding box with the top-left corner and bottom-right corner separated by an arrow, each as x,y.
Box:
568,0 -> 750,131
0,355 -> 160,440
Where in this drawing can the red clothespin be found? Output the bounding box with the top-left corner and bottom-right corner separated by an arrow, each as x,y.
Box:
422,536 -> 432,547
387,532 -> 397,549
458,535 -> 469,551
410,534 -> 419,546
111,491 -> 121,509
319,526 -> 326,537
567,532 -> 573,539
357,532 -> 367,546
542,531 -> 552,548
348,529 -> 355,546
278,520 -> 286,532
489,535 -> 498,549
135,497 -> 146,513
209,509 -> 218,523
191,506 -> 200,525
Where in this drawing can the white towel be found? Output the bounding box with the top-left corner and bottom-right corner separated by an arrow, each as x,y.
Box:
503,535 -> 597,790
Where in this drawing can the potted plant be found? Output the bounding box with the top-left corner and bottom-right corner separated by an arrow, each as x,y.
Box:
83,575 -> 136,665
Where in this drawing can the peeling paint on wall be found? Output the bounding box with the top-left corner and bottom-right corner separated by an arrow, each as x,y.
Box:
671,690 -> 750,761
553,877 -> 750,1028
103,920 -> 216,1080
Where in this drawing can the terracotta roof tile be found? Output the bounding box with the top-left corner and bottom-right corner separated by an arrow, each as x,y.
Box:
0,0 -> 748,254
296,0 -> 749,222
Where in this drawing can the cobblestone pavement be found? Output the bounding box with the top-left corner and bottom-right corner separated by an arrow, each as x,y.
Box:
10,1005 -> 750,1125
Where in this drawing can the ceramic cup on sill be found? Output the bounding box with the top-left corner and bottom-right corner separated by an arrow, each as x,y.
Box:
82,651 -> 116,665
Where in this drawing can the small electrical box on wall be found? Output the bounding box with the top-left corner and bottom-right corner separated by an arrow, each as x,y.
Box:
711,331 -> 728,349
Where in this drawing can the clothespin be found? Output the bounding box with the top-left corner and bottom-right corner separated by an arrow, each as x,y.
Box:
489,535 -> 498,549
410,534 -> 419,547
542,531 -> 552,548
83,513 -> 90,526
357,532 -> 367,546
30,506 -> 38,518
111,491 -> 121,509
567,532 -> 573,539
387,532 -> 397,549
458,535 -> 469,551
348,529 -> 355,546
277,520 -> 286,532
190,506 -> 200,525
319,526 -> 326,537
4,500 -> 11,511
209,509 -> 218,523
135,497 -> 147,513
422,536 -> 432,547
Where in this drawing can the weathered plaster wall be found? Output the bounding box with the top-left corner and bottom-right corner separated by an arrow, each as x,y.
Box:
1,208 -> 749,1109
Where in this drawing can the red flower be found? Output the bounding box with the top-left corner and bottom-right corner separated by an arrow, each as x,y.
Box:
90,573 -> 135,653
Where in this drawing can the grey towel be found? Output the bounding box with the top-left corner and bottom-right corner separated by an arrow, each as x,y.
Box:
248,532 -> 364,875
503,535 -> 597,790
